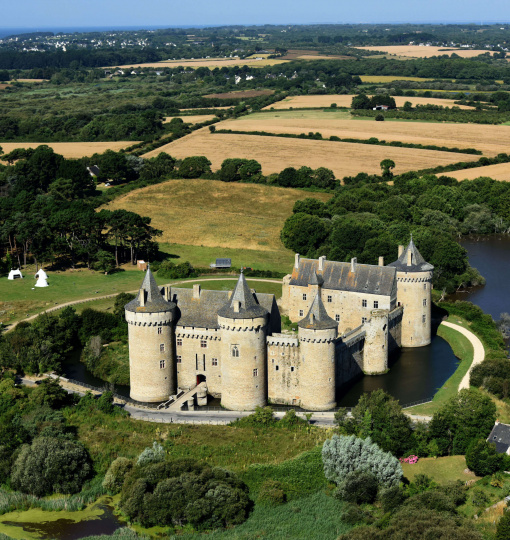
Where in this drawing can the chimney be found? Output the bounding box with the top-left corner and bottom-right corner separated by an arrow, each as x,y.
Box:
295,253 -> 300,269
379,256 -> 384,267
193,284 -> 201,299
234,300 -> 241,313
318,255 -> 326,272
407,249 -> 413,267
164,286 -> 170,302
139,288 -> 145,307
398,245 -> 404,257
350,257 -> 357,273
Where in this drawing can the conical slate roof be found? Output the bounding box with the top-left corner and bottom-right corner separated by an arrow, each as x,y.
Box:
125,268 -> 175,313
298,292 -> 337,330
217,271 -> 268,319
308,270 -> 323,287
388,238 -> 434,273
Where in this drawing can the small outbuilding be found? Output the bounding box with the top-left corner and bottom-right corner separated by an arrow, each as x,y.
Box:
35,269 -> 49,288
487,421 -> 510,454
8,269 -> 23,280
210,258 -> 232,269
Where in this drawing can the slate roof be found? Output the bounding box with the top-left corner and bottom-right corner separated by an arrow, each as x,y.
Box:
125,268 -> 175,313
487,422 -> 510,454
298,293 -> 337,330
289,259 -> 396,296
217,272 -> 268,320
388,239 -> 434,273
171,287 -> 274,328
215,258 -> 231,268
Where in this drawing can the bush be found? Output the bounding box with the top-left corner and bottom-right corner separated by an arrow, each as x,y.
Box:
257,479 -> 286,506
375,114 -> 385,121
497,510 -> 510,540
11,437 -> 92,496
103,457 -> 133,494
335,470 -> 378,504
379,484 -> 407,513
465,439 -> 503,476
136,441 -> 165,467
322,435 -> 403,487
157,260 -> 197,279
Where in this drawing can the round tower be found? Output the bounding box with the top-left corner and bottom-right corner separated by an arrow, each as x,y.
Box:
218,271 -> 268,410
363,309 -> 389,374
125,268 -> 177,402
297,292 -> 337,411
388,238 -> 434,348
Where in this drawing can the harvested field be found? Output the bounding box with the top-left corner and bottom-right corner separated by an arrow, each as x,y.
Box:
266,94 -> 473,110
105,57 -> 287,70
104,179 -> 331,251
357,45 -> 496,58
144,128 -> 479,178
443,163 -> 510,182
0,84 -> 7,90
164,115 -> 217,124
0,141 -> 138,159
204,89 -> 274,99
217,111 -> 508,156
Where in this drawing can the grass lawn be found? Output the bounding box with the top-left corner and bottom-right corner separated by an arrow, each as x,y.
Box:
401,455 -> 479,484
160,242 -> 294,274
406,323 -> 473,416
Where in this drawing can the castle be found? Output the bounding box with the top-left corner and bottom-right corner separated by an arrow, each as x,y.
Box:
125,239 -> 433,411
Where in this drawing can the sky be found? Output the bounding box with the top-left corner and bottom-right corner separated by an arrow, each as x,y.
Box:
2,0 -> 510,29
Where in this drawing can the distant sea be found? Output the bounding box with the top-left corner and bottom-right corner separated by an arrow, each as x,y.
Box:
0,26 -> 213,39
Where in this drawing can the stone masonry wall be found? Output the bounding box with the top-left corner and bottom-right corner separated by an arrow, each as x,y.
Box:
267,334 -> 301,406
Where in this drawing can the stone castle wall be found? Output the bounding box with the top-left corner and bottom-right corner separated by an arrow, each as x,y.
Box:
267,334 -> 301,405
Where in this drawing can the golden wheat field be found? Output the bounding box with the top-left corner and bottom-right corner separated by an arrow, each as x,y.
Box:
164,115 -> 217,124
443,163 -> 510,182
105,57 -> 287,70
265,95 -> 474,110
216,111 -> 510,156
144,128 -> 479,178
0,142 -> 138,158
360,75 -> 434,83
104,179 -> 331,251
357,45 -> 495,58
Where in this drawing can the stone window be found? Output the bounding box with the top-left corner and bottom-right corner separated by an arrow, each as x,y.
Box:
200,339 -> 207,348
302,293 -> 307,301
232,345 -> 239,357
275,365 -> 279,371
362,299 -> 367,308
176,355 -> 182,364
253,368 -> 258,377
290,366 -> 295,372
160,360 -> 166,369
373,301 -> 379,308
212,358 -> 218,366
335,314 -> 340,322
327,295 -> 332,303
423,283 -> 427,290
299,309 -> 304,317
160,343 -> 165,352
177,338 -> 182,346
157,327 -> 162,335
422,315 -> 426,324
423,299 -> 427,307
362,317 -> 367,324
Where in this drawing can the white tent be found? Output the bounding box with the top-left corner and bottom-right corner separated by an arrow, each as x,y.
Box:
7,269 -> 23,280
35,269 -> 49,288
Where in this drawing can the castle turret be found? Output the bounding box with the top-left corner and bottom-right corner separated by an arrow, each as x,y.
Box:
125,268 -> 177,402
297,292 -> 337,411
388,238 -> 434,347
218,271 -> 269,410
364,309 -> 389,373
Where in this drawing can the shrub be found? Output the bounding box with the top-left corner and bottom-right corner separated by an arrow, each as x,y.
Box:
322,435 -> 403,487
11,437 -> 92,496
137,442 -> 165,467
497,510 -> 510,540
103,457 -> 134,494
335,470 -> 378,504
375,114 -> 385,121
379,484 -> 406,513
465,439 -> 503,477
257,479 -> 286,506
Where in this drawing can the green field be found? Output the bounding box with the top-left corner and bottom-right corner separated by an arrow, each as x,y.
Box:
401,455 -> 479,484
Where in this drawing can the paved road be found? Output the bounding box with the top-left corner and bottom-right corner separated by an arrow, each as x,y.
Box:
441,321 -> 485,391
5,276 -> 283,333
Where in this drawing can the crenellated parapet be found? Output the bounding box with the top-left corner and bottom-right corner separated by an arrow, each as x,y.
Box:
218,323 -> 266,332
177,332 -> 221,341
299,335 -> 336,344
396,272 -> 433,284
267,334 -> 299,347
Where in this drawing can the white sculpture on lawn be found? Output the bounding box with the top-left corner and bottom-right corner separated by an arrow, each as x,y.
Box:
35,269 -> 49,287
